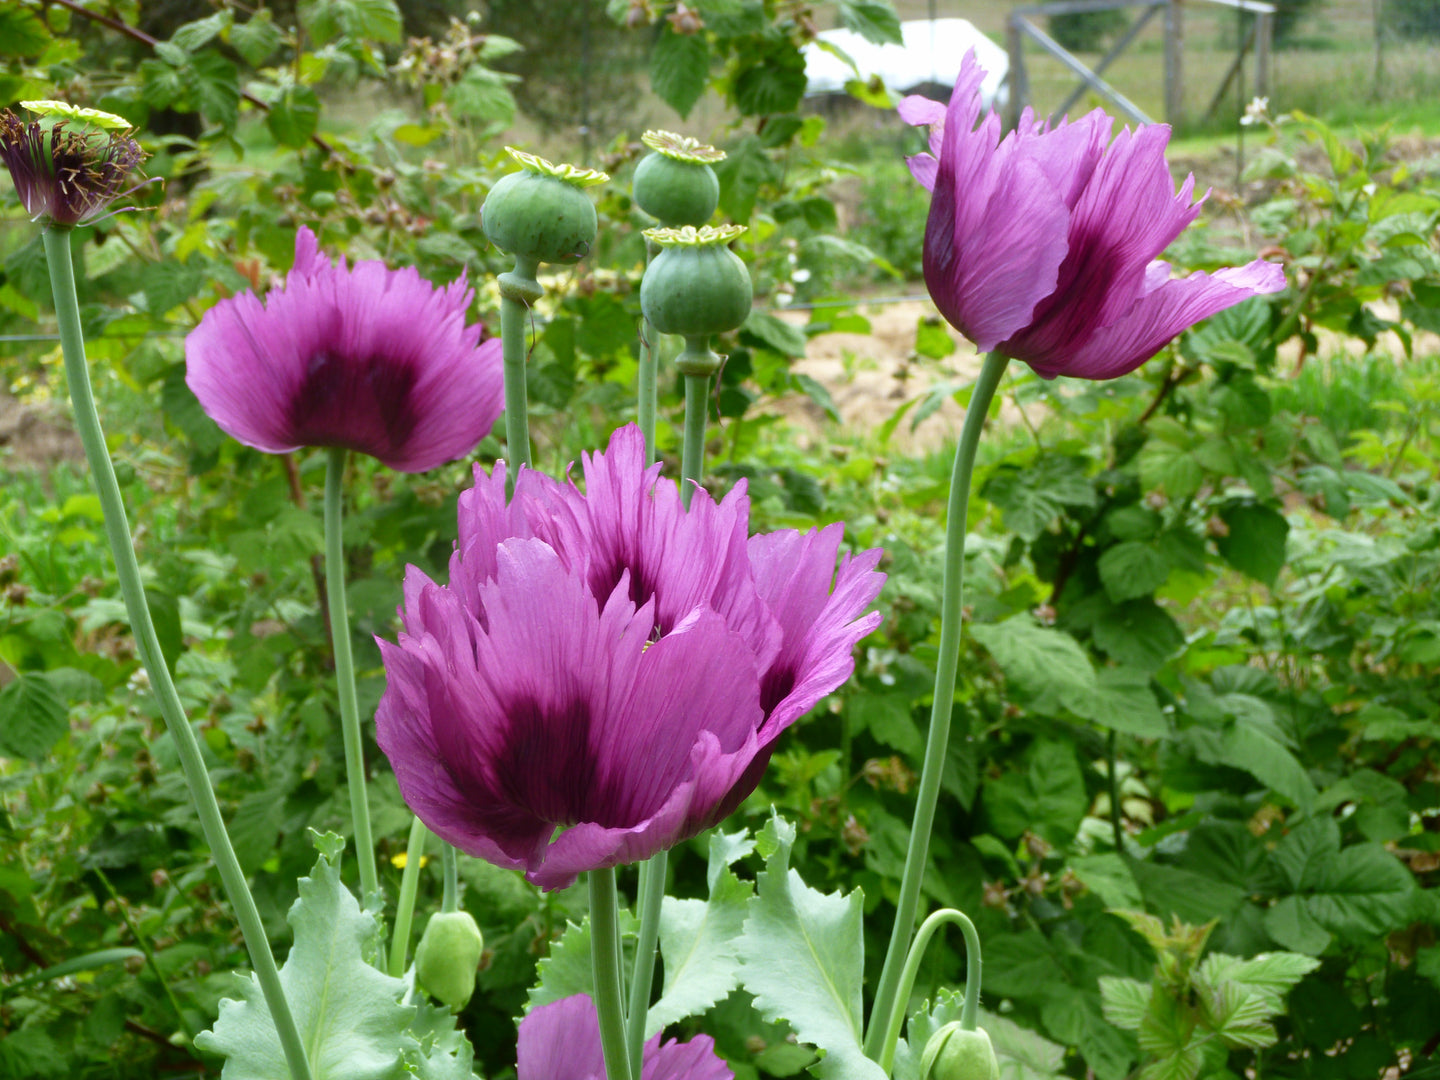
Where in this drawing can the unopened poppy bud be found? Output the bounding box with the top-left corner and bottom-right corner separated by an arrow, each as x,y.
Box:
414,910 -> 484,1009
481,147 -> 607,301
921,1023 -> 1000,1080
633,130 -> 724,227
640,224 -> 752,377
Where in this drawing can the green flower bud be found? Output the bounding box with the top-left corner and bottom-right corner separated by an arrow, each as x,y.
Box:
414,910 -> 484,1010
921,1023 -> 1000,1080
633,130 -> 725,227
640,224 -> 752,377
482,148 -> 608,299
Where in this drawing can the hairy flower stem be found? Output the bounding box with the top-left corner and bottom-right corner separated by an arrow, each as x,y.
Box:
41,225 -> 315,1080
625,850 -> 666,1068
389,816 -> 429,977
637,244 -> 658,466
680,374 -> 710,510
878,908 -> 982,1073
864,351 -> 1009,1062
325,447 -> 378,904
499,256 -> 541,492
590,868 -> 634,1080
442,841 -> 459,914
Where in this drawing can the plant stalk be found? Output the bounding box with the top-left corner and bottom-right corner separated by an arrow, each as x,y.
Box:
864,351 -> 1009,1061
638,322 -> 658,466
680,373 -> 710,510
324,447 -> 378,903
499,255 -> 540,492
589,868 -> 633,1080
442,841 -> 459,915
625,851 -> 666,1068
1107,729 -> 1125,853
389,816 -> 429,978
878,907 -> 983,1073
42,225 -> 314,1080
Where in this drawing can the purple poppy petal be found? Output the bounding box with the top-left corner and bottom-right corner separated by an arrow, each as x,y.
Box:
517,995 -> 734,1080
905,153 -> 938,191
922,52 -> 1072,352
517,995 -> 605,1080
1034,259 -> 1288,380
747,526 -> 887,738
185,227 -> 503,472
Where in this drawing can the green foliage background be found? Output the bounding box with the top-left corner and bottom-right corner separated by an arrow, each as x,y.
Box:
1,1 -> 1438,1078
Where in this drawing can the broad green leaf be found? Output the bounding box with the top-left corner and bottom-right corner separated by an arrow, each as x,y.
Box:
195,845 -> 419,1080
981,739 -> 1087,845
229,791 -> 285,875
0,947 -> 143,995
405,993 -> 477,1080
1195,952 -> 1319,1014
445,64 -> 517,126
1091,600 -> 1185,673
982,930 -> 1057,1001
1068,666 -> 1168,738
0,671 -> 68,761
1303,841 -> 1416,942
915,317 -> 956,359
1098,542 -> 1170,603
648,832 -> 755,1032
300,0 -> 401,45
970,616 -> 1096,716
1128,860 -> 1246,926
0,7 -> 51,56
1216,502 -> 1288,587
1196,982 -> 1275,1049
984,1009 -> 1067,1080
849,692 -> 922,759
981,456 -> 1096,542
838,0 -> 903,44
738,816 -> 884,1079
1190,722 -> 1316,812
1262,896 -> 1332,955
649,24 -> 709,118
1139,1045 -> 1204,1080
142,259 -> 204,315
1071,855 -> 1144,911
230,10 -> 283,65
1417,944 -> 1440,992
714,135 -> 781,220
191,50 -> 242,129
171,11 -> 233,51
733,53 -> 807,115
266,85 -> 321,147
1040,986 -> 1134,1080
1098,977 -> 1152,1031
743,309 -> 808,357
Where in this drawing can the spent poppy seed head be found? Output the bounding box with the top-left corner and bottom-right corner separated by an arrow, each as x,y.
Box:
900,51 -> 1286,380
0,101 -> 147,228
375,425 -> 884,890
518,994 -> 734,1080
185,227 -> 504,472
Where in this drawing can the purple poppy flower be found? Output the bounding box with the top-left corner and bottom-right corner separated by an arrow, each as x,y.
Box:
374,424 -> 884,889
518,994 -> 733,1080
899,51 -> 1287,380
185,227 -> 503,472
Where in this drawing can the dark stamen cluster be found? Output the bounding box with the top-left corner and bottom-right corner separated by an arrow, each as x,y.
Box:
0,109 -> 146,228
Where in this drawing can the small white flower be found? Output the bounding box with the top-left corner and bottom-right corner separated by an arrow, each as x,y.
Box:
1240,95 -> 1270,126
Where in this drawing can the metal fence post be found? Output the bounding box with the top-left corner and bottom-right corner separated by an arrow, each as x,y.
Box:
1007,14 -> 1029,128
1164,0 -> 1185,126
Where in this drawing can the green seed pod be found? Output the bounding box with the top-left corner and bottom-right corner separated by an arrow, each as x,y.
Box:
921,1023 -> 1000,1080
481,147 -> 608,274
641,224 -> 752,376
414,910 -> 484,1010
633,130 -> 725,227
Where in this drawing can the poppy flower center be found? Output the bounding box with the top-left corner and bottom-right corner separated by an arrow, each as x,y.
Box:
289,350 -> 420,457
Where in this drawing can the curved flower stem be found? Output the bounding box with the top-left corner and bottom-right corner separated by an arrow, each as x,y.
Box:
41,226 -> 314,1080
680,373 -> 710,510
625,850 -> 666,1068
499,255 -> 540,492
864,350 -> 1009,1061
877,908 -> 982,1074
589,868 -> 634,1080
441,841 -> 459,915
324,447 -> 378,904
389,816 -> 429,978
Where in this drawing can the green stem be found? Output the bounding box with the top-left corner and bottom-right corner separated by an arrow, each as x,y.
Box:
41,226 -> 314,1080
625,851 -> 667,1068
638,321 -> 658,467
442,841 -> 458,915
499,255 -> 540,492
680,374 -> 710,510
1107,730 -> 1124,853
589,868 -> 633,1080
878,908 -> 982,1073
325,447 -> 378,903
864,351 -> 1009,1061
389,816 -> 429,978
95,868 -> 196,1045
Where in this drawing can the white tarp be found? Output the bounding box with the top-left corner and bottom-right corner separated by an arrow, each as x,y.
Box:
803,18 -> 1009,106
